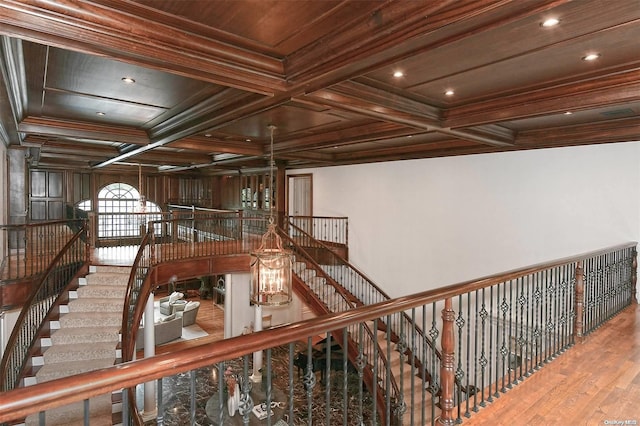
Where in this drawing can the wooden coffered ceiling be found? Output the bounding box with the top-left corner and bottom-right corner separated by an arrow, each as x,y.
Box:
0,0 -> 638,173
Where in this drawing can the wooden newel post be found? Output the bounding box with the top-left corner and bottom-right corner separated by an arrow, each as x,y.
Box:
574,260 -> 584,342
438,297 -> 456,426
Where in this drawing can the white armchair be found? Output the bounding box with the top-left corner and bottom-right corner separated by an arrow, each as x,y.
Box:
159,291 -> 184,316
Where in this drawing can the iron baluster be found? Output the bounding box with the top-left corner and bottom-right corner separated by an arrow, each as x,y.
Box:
478,288 -> 488,407
325,332 -> 331,424
343,330 -> 349,426
487,285 -> 494,402
303,337 -> 316,426
499,283 -> 509,393
288,343 -> 295,424
266,348 -> 273,426
239,355 -> 253,425
157,377 -> 164,426
355,324 -> 366,426
190,369 -> 196,423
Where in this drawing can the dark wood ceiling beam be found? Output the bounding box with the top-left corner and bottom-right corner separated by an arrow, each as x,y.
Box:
516,117 -> 640,147
170,137 -> 264,157
273,121 -> 409,153
19,117 -> 149,145
0,36 -> 23,145
93,93 -> 291,168
285,0 -> 460,80
302,89 -> 514,147
277,151 -> 334,163
446,68 -> 640,128
287,0 -> 572,93
0,0 -> 285,94
38,151 -> 110,163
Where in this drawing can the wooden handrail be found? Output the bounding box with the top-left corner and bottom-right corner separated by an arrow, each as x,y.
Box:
0,222 -> 88,391
0,242 -> 634,423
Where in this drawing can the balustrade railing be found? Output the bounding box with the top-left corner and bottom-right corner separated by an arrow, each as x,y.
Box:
0,214 -> 635,426
0,220 -> 85,281
0,220 -> 88,392
1,242 -> 634,425
288,215 -> 349,246
286,220 -> 441,411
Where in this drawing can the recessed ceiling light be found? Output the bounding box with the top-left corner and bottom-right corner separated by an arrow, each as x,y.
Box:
245,138 -> 252,142
582,53 -> 601,61
96,112 -> 105,116
564,111 -> 573,115
204,133 -> 212,137
121,77 -> 135,84
393,71 -> 404,78
541,18 -> 560,27
444,89 -> 455,96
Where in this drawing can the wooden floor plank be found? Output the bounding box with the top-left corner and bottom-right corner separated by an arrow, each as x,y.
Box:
462,303 -> 640,425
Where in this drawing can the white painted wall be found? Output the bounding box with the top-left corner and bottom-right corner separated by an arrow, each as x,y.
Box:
292,142 -> 640,299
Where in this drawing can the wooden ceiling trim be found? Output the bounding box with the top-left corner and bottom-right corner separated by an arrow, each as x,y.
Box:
148,90 -> 265,141
329,80 -> 441,121
170,137 -> 264,157
303,89 -> 514,147
152,93 -> 292,145
285,0 -> 459,80
95,93 -> 291,168
288,0 -> 570,93
273,122 -> 409,153
330,141 -> 502,166
445,69 -> 640,128
0,39 -> 21,145
516,117 -> 640,147
0,0 -> 286,94
18,117 -> 149,145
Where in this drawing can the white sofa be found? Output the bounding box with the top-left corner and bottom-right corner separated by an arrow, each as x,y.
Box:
135,315 -> 182,349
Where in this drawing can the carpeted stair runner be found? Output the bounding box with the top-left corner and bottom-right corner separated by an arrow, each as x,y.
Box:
24,265 -> 130,426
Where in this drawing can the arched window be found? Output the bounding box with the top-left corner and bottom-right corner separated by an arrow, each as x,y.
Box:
81,183 -> 162,238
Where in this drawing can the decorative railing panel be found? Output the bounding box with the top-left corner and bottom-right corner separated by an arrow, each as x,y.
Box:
0,221 -> 87,392
2,239 -> 634,426
0,220 -> 84,281
288,215 -> 349,246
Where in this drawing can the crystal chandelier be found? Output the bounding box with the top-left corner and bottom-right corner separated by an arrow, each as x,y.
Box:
249,125 -> 293,306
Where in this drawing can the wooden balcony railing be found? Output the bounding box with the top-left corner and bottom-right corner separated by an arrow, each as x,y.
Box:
0,221 -> 88,392
0,240 -> 634,425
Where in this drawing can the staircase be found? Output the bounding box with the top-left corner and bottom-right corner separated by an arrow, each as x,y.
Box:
293,259 -> 435,424
23,265 -> 130,426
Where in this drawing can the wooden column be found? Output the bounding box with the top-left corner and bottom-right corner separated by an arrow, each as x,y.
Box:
574,260 -> 584,342
438,297 -> 456,425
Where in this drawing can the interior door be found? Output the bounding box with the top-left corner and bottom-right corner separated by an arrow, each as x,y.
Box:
287,174 -> 312,236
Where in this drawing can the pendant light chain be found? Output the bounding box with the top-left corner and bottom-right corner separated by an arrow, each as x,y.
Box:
268,124 -> 276,225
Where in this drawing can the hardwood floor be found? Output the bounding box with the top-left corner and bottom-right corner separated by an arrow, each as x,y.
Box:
148,292 -> 225,357
462,303 -> 640,426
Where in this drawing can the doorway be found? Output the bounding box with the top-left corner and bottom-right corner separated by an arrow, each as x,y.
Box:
287,174 -> 312,235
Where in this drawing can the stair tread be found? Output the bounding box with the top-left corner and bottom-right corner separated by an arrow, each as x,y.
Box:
35,358 -> 116,381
